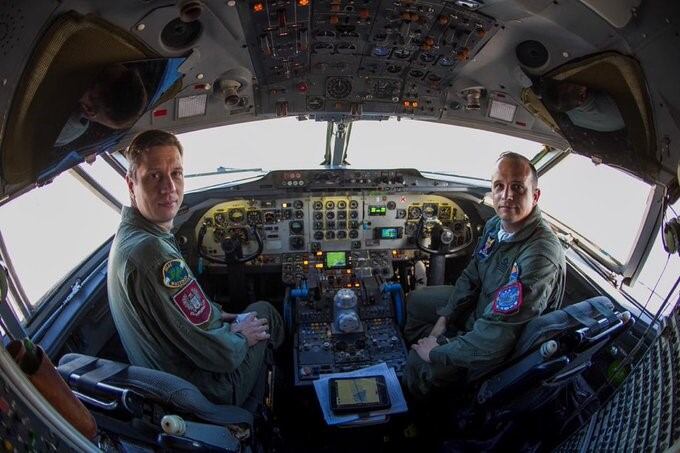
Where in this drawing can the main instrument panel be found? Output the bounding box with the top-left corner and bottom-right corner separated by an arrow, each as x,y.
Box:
196,193 -> 472,280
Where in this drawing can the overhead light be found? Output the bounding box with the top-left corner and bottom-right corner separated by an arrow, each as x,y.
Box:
177,94 -> 207,118
489,99 -> 517,122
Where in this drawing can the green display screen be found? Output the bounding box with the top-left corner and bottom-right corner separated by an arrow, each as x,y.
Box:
325,251 -> 347,268
368,205 -> 386,216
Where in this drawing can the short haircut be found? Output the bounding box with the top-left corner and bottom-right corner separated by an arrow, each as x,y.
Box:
497,151 -> 538,188
91,64 -> 148,128
124,130 -> 183,178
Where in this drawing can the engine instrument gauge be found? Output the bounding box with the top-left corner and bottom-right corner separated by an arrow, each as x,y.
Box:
228,208 -> 245,222
407,206 -> 422,220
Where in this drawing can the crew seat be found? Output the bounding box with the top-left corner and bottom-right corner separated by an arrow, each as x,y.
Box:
57,353 -> 264,452
444,296 -> 632,450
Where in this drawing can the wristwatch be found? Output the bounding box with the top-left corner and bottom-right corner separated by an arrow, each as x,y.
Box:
436,334 -> 449,346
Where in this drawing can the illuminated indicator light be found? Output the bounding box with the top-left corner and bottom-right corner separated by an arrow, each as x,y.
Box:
296,81 -> 309,92
298,0 -> 310,6
347,284 -> 352,288
354,283 -> 360,287
303,260 -> 309,265
253,2 -> 264,12
392,250 -> 398,255
346,269 -> 352,274
403,100 -> 411,108
282,203 -> 289,208
315,263 -> 324,269
316,251 -> 323,256
412,101 -> 419,108
153,109 -> 168,117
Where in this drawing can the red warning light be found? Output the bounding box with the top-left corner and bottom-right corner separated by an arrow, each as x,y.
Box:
253,2 -> 264,12
297,0 -> 310,6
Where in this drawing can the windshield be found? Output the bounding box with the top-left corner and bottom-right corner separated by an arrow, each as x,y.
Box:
179,117 -> 543,191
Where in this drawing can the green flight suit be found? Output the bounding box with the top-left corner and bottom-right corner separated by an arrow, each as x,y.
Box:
404,206 -> 565,399
108,207 -> 284,406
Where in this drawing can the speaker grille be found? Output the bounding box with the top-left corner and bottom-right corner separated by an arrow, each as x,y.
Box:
0,1 -> 24,58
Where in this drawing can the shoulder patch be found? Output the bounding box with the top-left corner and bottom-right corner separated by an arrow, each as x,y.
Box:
172,280 -> 212,325
477,235 -> 496,260
162,259 -> 191,288
492,281 -> 523,315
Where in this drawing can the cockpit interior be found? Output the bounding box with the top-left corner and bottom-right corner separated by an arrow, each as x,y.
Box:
0,1 -> 679,452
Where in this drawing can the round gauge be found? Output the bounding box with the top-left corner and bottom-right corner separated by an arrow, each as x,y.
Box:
293,200 -> 304,209
326,221 -> 336,230
393,48 -> 411,59
289,221 -> 304,235
349,200 -> 359,209
337,200 -> 347,209
325,200 -> 335,210
422,205 -> 436,219
313,221 -> 323,230
409,69 -> 425,78
420,53 -> 436,63
263,211 -> 277,224
228,208 -> 245,223
440,56 -> 455,66
313,201 -> 323,210
295,210 -> 304,219
453,221 -> 464,232
439,206 -> 452,219
387,201 -> 397,210
407,206 -> 422,219
350,210 -> 359,219
349,229 -> 359,239
337,211 -> 347,220
282,209 -> 293,220
246,210 -> 262,225
214,212 -> 226,225
314,231 -> 324,240
337,221 -> 347,230
307,97 -> 324,111
349,220 -> 359,229
387,64 -> 402,74
396,208 -> 406,219
314,212 -> 323,220
325,231 -> 336,240
326,77 -> 352,99
372,46 -> 390,57
337,230 -> 348,239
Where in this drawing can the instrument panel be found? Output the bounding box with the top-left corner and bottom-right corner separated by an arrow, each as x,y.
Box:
196,193 -> 471,265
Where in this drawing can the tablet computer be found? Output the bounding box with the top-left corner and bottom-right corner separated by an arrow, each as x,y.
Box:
329,375 -> 391,414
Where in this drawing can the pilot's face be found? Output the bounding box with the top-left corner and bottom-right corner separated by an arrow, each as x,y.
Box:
126,145 -> 184,231
491,158 -> 540,233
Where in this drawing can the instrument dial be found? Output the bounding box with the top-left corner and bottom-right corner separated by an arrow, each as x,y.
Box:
337,200 -> 347,209
246,210 -> 262,225
228,208 -> 245,223
313,201 -> 323,210
407,206 -> 422,220
293,200 -> 304,209
264,211 -> 277,224
325,200 -> 335,210
214,212 -> 226,225
422,203 -> 438,219
289,220 -> 304,235
349,200 -> 359,209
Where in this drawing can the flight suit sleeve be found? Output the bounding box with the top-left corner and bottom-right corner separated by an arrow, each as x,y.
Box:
126,241 -> 248,373
429,251 -> 560,369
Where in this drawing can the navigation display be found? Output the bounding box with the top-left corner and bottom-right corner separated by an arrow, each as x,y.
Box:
326,251 -> 348,268
379,227 -> 399,239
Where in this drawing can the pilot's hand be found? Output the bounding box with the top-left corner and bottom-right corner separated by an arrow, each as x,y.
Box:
232,315 -> 270,346
412,336 -> 438,363
429,316 -> 447,338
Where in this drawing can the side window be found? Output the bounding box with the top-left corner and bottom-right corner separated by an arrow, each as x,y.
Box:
0,170 -> 121,316
539,153 -> 653,264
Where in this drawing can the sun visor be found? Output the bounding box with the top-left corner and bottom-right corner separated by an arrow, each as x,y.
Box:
0,13 -> 183,200
523,52 -> 661,185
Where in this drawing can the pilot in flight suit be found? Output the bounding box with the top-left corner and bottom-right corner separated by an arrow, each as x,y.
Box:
404,154 -> 566,399
108,130 -> 283,406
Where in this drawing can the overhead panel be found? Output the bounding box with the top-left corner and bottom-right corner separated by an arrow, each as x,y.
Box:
236,0 -> 497,119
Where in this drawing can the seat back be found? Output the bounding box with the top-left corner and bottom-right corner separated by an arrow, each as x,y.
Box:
474,296 -> 631,406
58,353 -> 251,451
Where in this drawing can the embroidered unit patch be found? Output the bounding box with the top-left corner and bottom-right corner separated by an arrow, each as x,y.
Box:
162,259 -> 190,288
477,235 -> 496,259
493,281 -> 523,314
172,280 -> 212,325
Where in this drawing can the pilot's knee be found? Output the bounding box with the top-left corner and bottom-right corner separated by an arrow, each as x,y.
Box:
247,300 -> 284,347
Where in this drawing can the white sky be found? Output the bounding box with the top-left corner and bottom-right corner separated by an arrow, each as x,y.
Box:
0,117 -> 677,319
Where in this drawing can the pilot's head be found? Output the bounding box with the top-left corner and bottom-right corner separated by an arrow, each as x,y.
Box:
540,80 -> 590,112
80,64 -> 148,130
124,130 -> 184,231
491,152 -> 540,233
